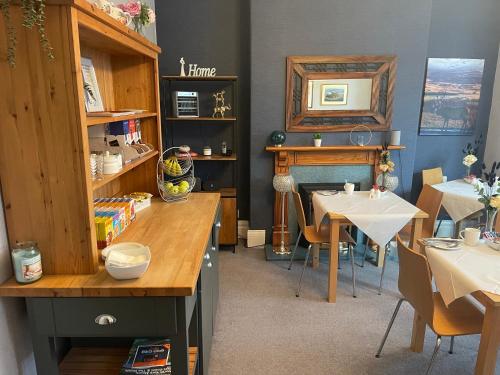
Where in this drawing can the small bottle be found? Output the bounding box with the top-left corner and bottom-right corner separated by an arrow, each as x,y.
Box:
11,242 -> 43,284
221,141 -> 227,156
203,146 -> 212,156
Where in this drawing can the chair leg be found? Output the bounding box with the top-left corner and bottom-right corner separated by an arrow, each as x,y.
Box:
425,336 -> 442,375
448,336 -> 454,354
296,244 -> 312,297
357,239 -> 370,267
378,244 -> 390,295
349,244 -> 357,298
375,298 -> 405,358
434,219 -> 443,237
288,230 -> 302,270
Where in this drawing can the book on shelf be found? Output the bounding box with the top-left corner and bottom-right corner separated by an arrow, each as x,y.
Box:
87,109 -> 146,117
121,339 -> 172,374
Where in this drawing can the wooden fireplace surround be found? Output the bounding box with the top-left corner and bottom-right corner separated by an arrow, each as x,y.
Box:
265,145 -> 405,247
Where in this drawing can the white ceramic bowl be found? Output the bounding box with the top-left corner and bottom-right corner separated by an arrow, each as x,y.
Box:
104,242 -> 151,280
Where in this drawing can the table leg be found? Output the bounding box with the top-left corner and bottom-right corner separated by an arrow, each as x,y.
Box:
475,305 -> 500,375
328,219 -> 340,303
410,218 -> 424,253
410,312 -> 426,352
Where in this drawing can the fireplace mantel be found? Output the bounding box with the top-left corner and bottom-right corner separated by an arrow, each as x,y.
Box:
266,145 -> 405,247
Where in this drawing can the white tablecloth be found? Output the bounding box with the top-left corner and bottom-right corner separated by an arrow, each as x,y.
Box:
432,179 -> 483,222
426,242 -> 500,305
312,191 -> 419,248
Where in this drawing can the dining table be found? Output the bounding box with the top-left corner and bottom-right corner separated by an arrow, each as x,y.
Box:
312,191 -> 429,303
432,179 -> 483,232
414,240 -> 500,375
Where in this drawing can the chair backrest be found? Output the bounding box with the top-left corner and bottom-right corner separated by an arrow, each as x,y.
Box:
422,167 -> 443,186
416,185 -> 444,239
397,236 -> 434,325
292,191 -> 307,231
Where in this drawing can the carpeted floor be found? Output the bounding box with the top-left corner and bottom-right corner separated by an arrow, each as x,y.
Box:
208,245 -> 498,375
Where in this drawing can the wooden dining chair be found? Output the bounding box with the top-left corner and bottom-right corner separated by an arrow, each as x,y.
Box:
422,167 -> 444,186
288,191 -> 357,297
375,236 -> 483,375
377,185 -> 443,295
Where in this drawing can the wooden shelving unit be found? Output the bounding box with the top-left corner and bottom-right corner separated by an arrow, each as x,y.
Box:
86,111 -> 157,126
0,0 -> 162,275
59,346 -> 198,375
166,116 -> 237,122
92,150 -> 159,190
162,76 -> 239,247
192,154 -> 238,161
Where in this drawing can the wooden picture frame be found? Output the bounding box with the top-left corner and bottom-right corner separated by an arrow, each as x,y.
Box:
285,55 -> 397,132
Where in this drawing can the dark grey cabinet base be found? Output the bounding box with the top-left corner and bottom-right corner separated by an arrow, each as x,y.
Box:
26,205 -> 221,375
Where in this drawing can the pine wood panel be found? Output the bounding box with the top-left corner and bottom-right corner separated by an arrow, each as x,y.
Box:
0,5 -> 98,274
59,346 -> 198,375
0,194 -> 220,297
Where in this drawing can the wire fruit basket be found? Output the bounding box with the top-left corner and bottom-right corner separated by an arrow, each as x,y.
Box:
157,147 -> 195,202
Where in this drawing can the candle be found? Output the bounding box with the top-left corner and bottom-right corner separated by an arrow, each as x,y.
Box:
11,242 -> 43,284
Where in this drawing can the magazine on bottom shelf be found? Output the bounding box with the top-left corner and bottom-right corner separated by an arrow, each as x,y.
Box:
121,339 -> 171,374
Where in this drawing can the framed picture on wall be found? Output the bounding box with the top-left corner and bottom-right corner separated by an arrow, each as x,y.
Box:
419,58 -> 485,136
320,84 -> 348,106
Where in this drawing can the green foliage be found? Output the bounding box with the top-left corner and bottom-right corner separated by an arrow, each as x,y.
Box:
313,133 -> 322,139
0,0 -> 53,67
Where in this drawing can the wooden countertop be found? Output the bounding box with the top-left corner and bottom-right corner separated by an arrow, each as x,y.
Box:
0,194 -> 220,298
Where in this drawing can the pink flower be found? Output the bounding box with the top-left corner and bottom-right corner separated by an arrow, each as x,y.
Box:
118,1 -> 141,17
147,8 -> 156,24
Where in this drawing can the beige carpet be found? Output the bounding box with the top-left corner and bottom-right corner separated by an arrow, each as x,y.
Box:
208,245 -> 498,375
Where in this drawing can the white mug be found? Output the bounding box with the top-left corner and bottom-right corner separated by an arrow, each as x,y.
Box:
344,183 -> 354,195
459,227 -> 481,246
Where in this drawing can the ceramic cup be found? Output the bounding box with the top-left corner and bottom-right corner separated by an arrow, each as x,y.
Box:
459,227 -> 481,246
344,183 -> 355,195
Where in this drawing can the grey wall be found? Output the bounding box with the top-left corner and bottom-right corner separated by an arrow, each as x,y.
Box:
155,0 -> 251,219
0,197 -> 35,374
250,0 -> 433,234
485,45 -> 500,167
412,0 -> 500,199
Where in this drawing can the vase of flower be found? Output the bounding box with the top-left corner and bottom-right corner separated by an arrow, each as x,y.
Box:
117,1 -> 156,35
313,133 -> 322,147
462,136 -> 482,177
485,208 -> 498,232
377,145 -> 398,191
474,161 -> 500,232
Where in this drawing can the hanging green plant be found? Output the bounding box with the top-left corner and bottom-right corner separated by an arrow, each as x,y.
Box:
0,0 -> 54,67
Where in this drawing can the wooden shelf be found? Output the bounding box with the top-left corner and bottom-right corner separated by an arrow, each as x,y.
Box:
192,154 -> 237,161
59,346 -> 198,375
92,150 -> 158,191
265,145 -> 406,152
166,117 -> 236,122
200,187 -> 237,198
86,112 -> 157,126
162,75 -> 238,81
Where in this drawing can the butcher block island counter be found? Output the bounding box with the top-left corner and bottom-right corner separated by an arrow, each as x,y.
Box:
0,194 -> 222,375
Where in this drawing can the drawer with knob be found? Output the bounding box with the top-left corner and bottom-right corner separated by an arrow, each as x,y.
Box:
51,297 -> 177,337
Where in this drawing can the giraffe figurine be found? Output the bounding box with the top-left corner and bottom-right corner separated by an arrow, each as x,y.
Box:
212,90 -> 232,118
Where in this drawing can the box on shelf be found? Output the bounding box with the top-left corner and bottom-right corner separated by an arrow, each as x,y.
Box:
93,198 -> 136,249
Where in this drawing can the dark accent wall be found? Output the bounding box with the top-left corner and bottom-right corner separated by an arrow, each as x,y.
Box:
412,0 -> 500,200
249,0 -> 433,234
155,0 -> 251,219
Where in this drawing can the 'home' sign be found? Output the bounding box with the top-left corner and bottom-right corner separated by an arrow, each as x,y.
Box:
179,57 -> 217,78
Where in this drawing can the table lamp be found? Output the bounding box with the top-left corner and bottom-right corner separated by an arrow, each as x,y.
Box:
273,173 -> 294,254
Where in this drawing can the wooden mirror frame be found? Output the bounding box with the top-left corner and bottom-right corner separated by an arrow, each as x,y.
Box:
285,55 -> 397,132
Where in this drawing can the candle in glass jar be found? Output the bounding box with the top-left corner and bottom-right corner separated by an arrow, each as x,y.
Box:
11,242 -> 43,284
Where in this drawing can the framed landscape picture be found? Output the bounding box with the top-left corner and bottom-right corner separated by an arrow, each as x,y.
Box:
320,84 -> 348,106
419,58 -> 484,136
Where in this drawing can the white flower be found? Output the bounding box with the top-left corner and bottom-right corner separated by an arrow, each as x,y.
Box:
147,8 -> 156,24
463,154 -> 478,167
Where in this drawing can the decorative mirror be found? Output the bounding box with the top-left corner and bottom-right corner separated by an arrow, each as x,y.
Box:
285,55 -> 397,132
